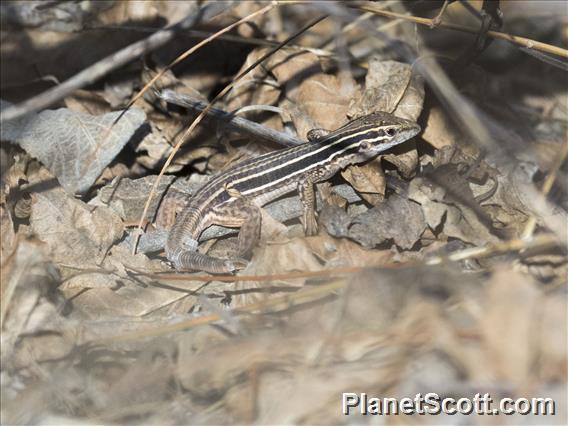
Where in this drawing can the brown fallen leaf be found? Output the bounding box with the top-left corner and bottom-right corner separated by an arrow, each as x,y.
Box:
64,89 -> 111,116
92,175 -> 177,223
227,236 -> 324,308
225,48 -> 281,113
304,233 -> 393,268
0,203 -> 15,261
347,59 -> 412,118
479,268 -> 542,385
30,187 -> 124,270
268,50 -> 357,137
421,104 -> 461,150
340,163 -> 385,205
0,239 -> 62,369
408,175 -> 499,247
321,193 -> 426,250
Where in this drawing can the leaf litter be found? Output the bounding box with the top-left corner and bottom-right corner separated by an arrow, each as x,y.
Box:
1,1 -> 567,425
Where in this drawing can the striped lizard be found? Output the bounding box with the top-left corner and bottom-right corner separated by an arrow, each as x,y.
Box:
165,112 -> 420,273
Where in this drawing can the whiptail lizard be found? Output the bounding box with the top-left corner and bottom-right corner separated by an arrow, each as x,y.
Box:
165,112 -> 420,273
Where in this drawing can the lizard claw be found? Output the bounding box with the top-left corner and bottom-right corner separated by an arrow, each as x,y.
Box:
303,211 -> 319,236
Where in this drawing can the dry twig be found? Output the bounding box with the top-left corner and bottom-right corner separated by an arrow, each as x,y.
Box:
0,2 -> 230,122
356,4 -> 568,58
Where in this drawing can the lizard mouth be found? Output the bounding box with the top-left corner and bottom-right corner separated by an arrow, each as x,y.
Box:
402,123 -> 421,139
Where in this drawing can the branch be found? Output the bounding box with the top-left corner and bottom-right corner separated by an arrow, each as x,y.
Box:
159,90 -> 303,147
356,4 -> 568,59
0,2 -> 229,122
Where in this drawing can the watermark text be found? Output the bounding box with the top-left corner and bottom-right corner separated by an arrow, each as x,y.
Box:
342,392 -> 556,416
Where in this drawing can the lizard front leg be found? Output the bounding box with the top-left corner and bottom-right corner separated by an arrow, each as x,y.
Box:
298,178 -> 318,236
306,128 -> 330,142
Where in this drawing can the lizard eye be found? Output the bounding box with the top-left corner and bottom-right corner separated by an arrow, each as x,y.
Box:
360,141 -> 371,151
385,127 -> 396,137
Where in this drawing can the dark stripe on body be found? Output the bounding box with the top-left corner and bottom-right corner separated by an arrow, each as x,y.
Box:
186,126 -> 386,211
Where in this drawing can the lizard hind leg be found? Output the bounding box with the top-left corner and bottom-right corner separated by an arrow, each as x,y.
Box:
166,198 -> 261,273
211,198 -> 262,260
165,206 -> 238,274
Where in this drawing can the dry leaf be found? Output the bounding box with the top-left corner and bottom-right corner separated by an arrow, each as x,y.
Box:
0,239 -> 61,368
305,233 -> 393,268
421,105 -> 461,150
225,48 -> 280,113
340,163 -> 385,204
227,237 -> 324,307
348,59 -> 412,117
92,175 -> 177,223
64,89 -> 111,116
322,193 -> 426,250
1,100 -> 146,194
30,187 -> 124,269
1,1 -> 113,32
479,268 -> 541,385
409,176 -> 499,246
268,50 -> 357,135
0,203 -> 15,260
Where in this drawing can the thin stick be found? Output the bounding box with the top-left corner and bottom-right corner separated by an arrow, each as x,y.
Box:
356,4 -> 568,59
132,13 -> 328,255
94,232 -> 560,344
81,26 -> 335,57
140,265 -> 371,283
92,278 -> 348,344
425,233 -> 558,265
0,2 -> 230,123
120,3 -> 277,123
159,90 -> 303,147
128,231 -> 560,284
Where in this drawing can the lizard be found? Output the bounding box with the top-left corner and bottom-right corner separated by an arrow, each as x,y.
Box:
165,112 -> 421,273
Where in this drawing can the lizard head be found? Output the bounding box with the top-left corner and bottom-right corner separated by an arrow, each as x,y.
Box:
327,112 -> 421,168
352,112 -> 421,156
